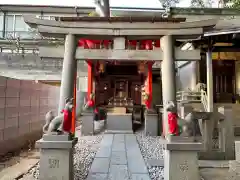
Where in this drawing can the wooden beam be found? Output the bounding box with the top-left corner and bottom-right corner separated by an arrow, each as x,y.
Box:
212,46 -> 240,52
37,26 -> 203,37
39,46 -> 201,61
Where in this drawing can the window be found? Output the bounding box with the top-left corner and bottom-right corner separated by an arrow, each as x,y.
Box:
37,15 -> 56,20
15,15 -> 31,39
5,15 -> 14,35
5,14 -> 32,39
37,15 -> 50,20
0,14 -> 4,38
15,15 -> 27,31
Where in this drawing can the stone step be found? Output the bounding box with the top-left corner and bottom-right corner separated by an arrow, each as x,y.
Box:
146,159 -> 230,168
105,130 -> 133,134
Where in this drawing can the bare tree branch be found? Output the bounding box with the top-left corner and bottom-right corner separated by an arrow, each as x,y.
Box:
191,0 -> 206,7
158,0 -> 180,8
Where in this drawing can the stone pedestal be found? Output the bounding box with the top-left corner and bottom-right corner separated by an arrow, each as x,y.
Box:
229,141 -> 240,178
81,113 -> 94,136
106,114 -> 133,132
199,106 -> 235,160
36,134 -> 78,180
144,109 -> 158,136
94,120 -> 105,133
164,139 -> 203,180
218,106 -> 235,160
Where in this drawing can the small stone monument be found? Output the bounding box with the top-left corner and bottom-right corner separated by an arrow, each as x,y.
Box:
228,141 -> 240,179
81,94 -> 95,136
144,108 -> 158,136
37,98 -> 78,180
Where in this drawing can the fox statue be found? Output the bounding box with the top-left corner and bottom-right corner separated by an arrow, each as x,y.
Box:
164,101 -> 213,138
42,98 -> 74,135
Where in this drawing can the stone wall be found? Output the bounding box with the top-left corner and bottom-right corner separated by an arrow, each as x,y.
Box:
177,62 -> 198,91
0,76 -> 60,156
152,79 -> 162,106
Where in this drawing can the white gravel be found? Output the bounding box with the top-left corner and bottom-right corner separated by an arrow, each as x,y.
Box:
136,130 -> 165,180
73,134 -> 103,180
20,131 -> 103,180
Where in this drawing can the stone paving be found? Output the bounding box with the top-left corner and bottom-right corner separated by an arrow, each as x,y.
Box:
87,133 -> 150,180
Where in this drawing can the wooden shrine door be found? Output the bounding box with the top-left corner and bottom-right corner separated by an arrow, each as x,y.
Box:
213,60 -> 235,103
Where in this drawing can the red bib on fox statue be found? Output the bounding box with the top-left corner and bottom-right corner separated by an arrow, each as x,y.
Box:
162,101 -> 180,137
61,109 -> 72,132
168,112 -> 179,135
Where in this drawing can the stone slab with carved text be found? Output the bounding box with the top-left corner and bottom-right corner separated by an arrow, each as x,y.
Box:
36,136 -> 77,180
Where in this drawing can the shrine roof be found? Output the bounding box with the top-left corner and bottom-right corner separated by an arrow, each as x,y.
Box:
56,16 -> 186,23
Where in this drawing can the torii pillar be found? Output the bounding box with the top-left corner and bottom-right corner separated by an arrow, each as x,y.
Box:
161,35 -> 177,140
58,34 -> 77,113
161,35 -> 201,180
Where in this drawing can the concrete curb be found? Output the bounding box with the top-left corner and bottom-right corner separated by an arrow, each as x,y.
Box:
0,151 -> 40,180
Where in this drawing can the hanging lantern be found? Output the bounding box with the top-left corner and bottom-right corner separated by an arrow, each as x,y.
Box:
138,62 -> 145,74
114,60 -> 120,65
99,62 -> 105,73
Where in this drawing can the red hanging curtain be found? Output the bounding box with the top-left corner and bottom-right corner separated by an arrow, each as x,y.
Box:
145,40 -> 153,50
87,61 -> 93,100
85,39 -> 95,49
128,40 -> 137,49
139,40 -> 153,50
148,61 -> 153,107
154,40 -> 161,48
78,39 -> 85,47
71,72 -> 77,135
103,40 -> 111,48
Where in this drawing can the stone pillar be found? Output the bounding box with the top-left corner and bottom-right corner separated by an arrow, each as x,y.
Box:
235,61 -> 240,95
58,34 -> 77,114
160,35 -> 176,139
103,0 -> 110,17
76,76 -> 80,91
202,50 -> 214,151
114,37 -> 125,50
206,50 -> 213,112
218,106 -> 235,159
191,61 -> 198,90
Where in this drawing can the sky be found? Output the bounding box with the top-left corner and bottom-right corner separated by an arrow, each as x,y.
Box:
0,0 -> 191,8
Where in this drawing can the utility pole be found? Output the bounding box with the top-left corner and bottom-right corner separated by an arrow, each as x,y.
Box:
94,0 -> 110,17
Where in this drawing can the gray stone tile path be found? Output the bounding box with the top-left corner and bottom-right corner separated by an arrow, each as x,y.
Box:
87,134 -> 150,180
